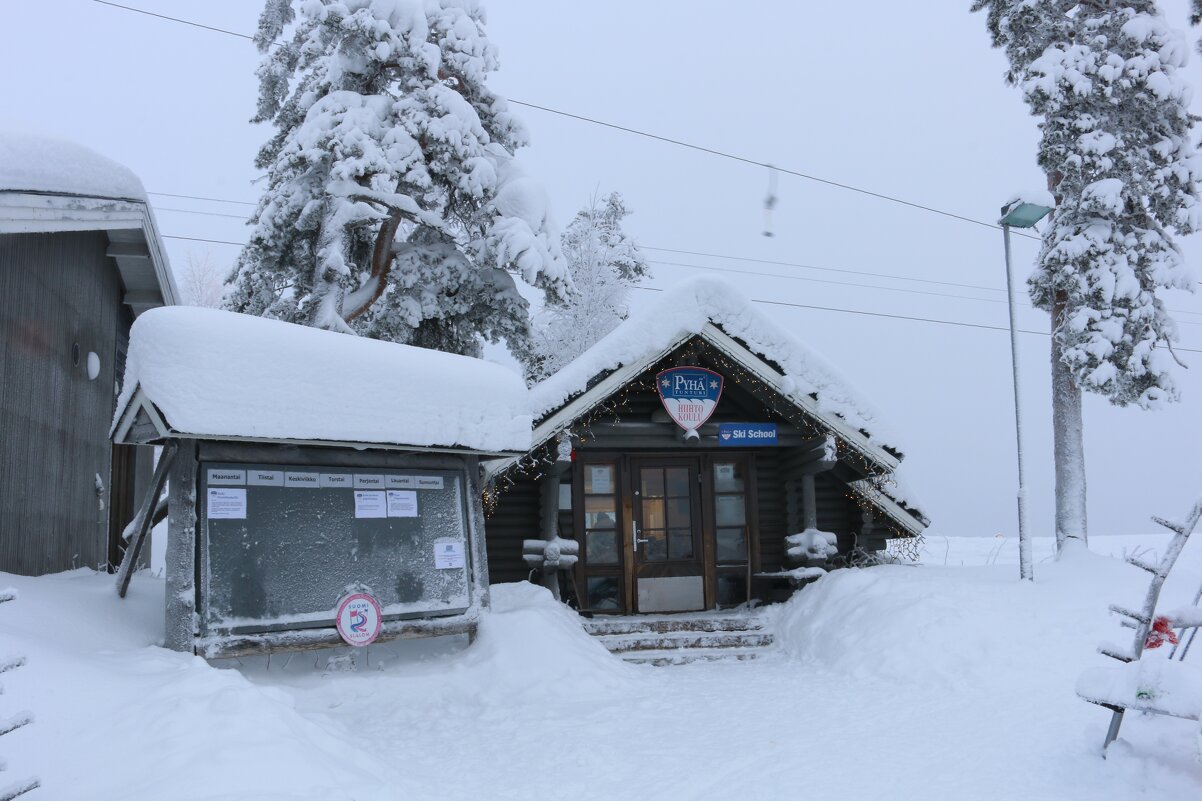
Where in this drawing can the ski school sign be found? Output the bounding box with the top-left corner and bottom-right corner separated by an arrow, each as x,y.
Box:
656,367 -> 723,434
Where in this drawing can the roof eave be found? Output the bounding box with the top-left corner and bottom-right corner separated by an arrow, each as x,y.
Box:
0,191 -> 178,312
849,479 -> 930,537
113,388 -> 522,457
485,322 -> 901,482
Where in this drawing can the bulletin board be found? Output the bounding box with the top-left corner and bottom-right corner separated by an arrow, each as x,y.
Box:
198,461 -> 472,635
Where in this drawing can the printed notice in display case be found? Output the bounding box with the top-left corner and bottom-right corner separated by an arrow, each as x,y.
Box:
207,488 -> 247,519
434,541 -> 465,569
200,462 -> 472,636
354,490 -> 387,518
387,489 -> 418,518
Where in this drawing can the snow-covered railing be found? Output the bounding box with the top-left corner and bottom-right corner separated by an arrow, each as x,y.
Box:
522,537 -> 580,573
1075,498 -> 1202,757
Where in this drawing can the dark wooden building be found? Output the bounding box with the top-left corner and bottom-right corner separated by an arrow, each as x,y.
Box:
484,280 -> 928,615
0,132 -> 177,575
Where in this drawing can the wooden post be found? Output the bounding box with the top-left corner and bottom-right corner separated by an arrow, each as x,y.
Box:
115,441 -> 177,598
164,440 -> 198,652
465,455 -> 491,612
538,470 -> 563,600
801,474 -> 817,531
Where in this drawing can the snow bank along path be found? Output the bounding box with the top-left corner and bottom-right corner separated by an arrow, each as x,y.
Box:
3,536 -> 1200,800
115,306 -> 533,454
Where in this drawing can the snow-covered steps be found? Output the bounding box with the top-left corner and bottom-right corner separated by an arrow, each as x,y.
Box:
582,613 -> 774,665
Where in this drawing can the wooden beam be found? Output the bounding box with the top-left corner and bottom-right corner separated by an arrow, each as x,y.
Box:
106,241 -> 151,259
122,289 -> 162,308
199,614 -> 479,659
115,441 -> 177,598
464,455 -> 491,611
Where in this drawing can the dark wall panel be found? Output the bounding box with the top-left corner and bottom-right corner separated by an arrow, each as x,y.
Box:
1,232 -> 122,575
484,474 -> 540,585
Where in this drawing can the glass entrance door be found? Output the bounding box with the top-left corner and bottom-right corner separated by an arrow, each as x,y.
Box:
631,458 -> 705,613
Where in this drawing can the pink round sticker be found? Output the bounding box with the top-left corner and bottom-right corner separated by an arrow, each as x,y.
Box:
335,592 -> 382,647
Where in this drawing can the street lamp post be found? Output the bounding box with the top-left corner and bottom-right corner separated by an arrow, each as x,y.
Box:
999,198 -> 1053,582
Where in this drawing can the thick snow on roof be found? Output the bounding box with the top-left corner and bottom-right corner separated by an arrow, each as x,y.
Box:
0,129 -> 146,201
531,277 -> 899,450
117,307 -> 531,453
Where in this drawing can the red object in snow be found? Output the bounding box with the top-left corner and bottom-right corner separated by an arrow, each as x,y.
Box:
1144,616 -> 1179,649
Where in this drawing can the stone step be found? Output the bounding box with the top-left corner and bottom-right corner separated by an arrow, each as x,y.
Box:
582,615 -> 766,637
596,631 -> 775,654
619,647 -> 769,666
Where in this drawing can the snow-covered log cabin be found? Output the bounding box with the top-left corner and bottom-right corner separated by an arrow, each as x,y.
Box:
484,279 -> 929,615
111,307 -> 530,657
0,131 -> 177,576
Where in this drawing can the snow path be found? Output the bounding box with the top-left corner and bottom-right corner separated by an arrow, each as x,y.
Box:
3,536 -> 1200,800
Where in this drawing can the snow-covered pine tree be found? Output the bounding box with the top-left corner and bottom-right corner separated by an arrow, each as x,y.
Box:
226,0 -> 569,358
526,193 -> 648,381
973,0 -> 1201,552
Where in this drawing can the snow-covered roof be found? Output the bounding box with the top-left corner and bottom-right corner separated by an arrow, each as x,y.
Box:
112,307 -> 532,455
531,277 -> 900,461
502,277 -> 928,534
0,129 -> 146,201
0,129 -> 178,311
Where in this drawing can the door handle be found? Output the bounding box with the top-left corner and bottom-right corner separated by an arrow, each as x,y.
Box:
632,520 -> 649,547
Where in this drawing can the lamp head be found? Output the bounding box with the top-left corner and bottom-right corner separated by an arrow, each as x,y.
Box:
999,199 -> 1054,228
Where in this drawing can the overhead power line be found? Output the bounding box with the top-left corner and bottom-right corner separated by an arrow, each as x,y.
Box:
157,233 -> 1201,349
93,1 -> 258,41
643,245 -> 1008,294
157,206 -> 250,220
93,0 -> 1040,242
630,286 -> 1202,353
149,190 -> 256,206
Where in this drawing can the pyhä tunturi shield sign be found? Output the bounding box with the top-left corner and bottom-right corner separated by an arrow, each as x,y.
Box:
656,367 -> 723,434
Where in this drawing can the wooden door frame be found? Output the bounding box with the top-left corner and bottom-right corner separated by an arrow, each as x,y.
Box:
572,449 -> 761,614
628,454 -> 708,613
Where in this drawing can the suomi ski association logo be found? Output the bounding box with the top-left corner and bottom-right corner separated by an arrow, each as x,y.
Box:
336,592 -> 382,646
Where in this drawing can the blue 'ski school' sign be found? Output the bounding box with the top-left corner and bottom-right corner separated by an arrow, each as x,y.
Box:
656,367 -> 723,434
718,422 -> 778,446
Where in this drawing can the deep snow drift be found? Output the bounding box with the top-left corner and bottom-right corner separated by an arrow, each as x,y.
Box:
3,536 -> 1200,800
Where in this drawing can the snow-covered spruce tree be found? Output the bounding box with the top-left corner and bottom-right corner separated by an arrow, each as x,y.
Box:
526,193 -> 648,381
974,0 -> 1201,552
226,0 -> 569,358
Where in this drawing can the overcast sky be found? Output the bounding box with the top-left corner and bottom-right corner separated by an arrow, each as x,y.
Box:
6,0 -> 1202,546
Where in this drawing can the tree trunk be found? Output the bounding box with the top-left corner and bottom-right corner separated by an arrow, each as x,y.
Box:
1051,291 -> 1088,554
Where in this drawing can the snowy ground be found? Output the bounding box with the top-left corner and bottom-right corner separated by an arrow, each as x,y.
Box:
4,535 -> 1201,800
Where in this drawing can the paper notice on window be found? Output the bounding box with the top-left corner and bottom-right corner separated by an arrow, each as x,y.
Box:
434,541 -> 465,569
207,488 -> 247,520
354,490 -> 387,519
386,490 -> 418,518
589,465 -> 613,494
